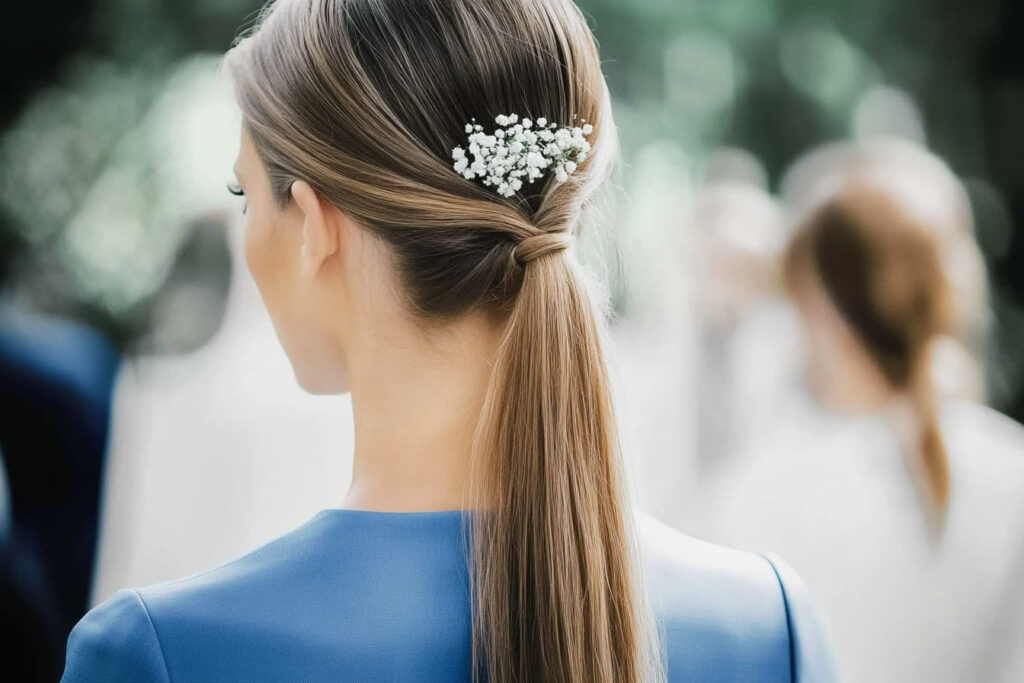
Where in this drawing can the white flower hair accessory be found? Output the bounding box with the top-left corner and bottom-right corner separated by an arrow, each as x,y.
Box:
451,113 -> 594,198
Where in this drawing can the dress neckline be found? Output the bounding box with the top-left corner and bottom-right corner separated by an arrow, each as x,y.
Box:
314,507 -> 472,519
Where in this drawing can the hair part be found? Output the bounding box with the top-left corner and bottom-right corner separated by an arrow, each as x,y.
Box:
224,0 -> 663,680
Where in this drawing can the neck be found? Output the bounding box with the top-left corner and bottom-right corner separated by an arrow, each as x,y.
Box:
341,312 -> 504,512
815,360 -> 895,413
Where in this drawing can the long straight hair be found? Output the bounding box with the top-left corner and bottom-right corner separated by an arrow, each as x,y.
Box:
223,1 -> 662,680
785,185 -> 956,520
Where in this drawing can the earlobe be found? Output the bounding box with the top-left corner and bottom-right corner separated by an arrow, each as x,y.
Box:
291,180 -> 339,278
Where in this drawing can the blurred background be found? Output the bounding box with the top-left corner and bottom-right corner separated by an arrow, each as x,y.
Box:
1,0 -> 1022,681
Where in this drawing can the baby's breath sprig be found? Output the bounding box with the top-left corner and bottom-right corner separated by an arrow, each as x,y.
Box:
452,113 -> 594,198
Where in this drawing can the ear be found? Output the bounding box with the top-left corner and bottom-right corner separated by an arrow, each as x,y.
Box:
291,180 -> 341,278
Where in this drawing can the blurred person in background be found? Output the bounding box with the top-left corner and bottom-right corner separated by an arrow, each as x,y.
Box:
780,139 -> 990,402
626,150 -> 801,532
710,178 -> 1024,683
0,304 -> 120,681
0,438 -> 65,682
59,0 -> 837,681
690,161 -> 794,477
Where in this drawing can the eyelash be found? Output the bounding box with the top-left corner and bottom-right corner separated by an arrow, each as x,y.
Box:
227,182 -> 248,214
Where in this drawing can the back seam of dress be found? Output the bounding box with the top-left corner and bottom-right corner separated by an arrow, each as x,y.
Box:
131,588 -> 173,683
762,555 -> 797,683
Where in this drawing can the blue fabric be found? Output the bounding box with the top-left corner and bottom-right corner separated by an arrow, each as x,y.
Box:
764,553 -> 838,683
63,510 -> 838,682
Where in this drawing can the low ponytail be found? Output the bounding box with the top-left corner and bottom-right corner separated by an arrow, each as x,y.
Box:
468,237 -> 660,683
786,185 -> 957,523
907,345 -> 951,517
226,0 -> 660,678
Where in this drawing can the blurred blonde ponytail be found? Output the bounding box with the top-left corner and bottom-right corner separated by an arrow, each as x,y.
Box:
785,185 -> 957,520
908,347 -> 951,515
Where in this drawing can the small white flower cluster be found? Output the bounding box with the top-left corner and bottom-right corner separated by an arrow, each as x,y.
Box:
452,113 -> 594,198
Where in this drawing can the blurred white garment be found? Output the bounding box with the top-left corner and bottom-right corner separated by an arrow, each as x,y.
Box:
611,314 -> 698,527
707,393 -> 1024,683
611,295 -> 808,542
91,222 -> 353,605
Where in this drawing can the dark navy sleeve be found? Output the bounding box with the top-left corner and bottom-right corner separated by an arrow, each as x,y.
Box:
61,588 -> 170,683
763,554 -> 841,683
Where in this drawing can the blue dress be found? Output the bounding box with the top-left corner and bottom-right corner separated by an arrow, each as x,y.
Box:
61,509 -> 837,682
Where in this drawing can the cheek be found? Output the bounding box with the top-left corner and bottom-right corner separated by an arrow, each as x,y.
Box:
244,212 -> 294,308
243,214 -> 271,290
238,199 -> 349,394
244,215 -> 299,351
243,209 -> 308,369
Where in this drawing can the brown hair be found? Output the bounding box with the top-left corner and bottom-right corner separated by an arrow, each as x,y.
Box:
223,1 -> 662,680
784,184 -> 956,517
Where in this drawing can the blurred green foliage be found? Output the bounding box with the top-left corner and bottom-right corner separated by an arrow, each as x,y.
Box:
1,0 -> 1022,417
